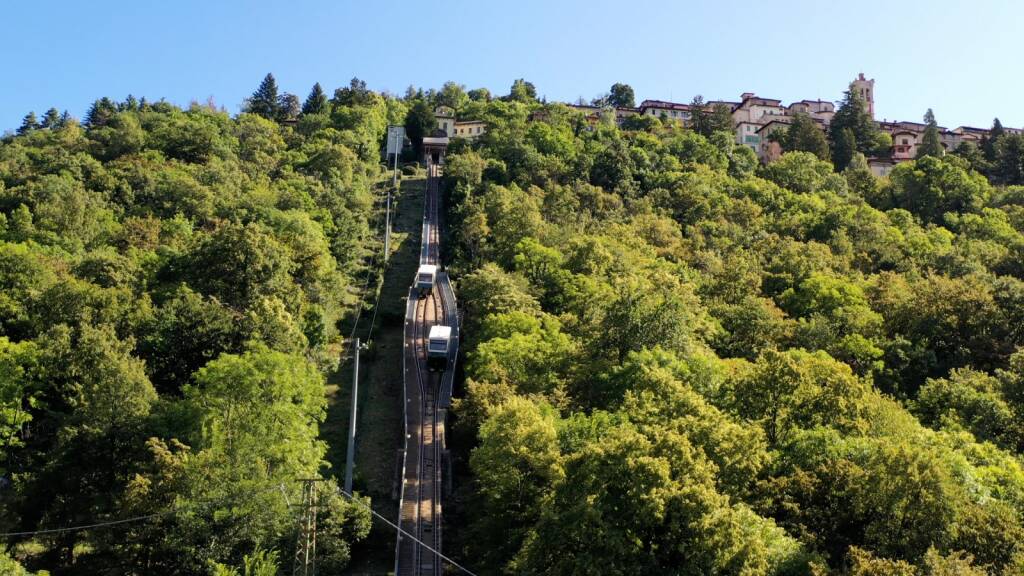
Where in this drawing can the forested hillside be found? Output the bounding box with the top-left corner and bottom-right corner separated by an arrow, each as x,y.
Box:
0,76 -> 407,574
442,86 -> 1024,574
7,73 -> 1024,575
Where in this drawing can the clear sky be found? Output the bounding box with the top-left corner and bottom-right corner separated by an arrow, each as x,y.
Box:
3,0 -> 1021,132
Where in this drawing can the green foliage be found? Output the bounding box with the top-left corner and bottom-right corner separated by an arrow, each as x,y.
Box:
0,337 -> 39,471
508,78 -> 538,103
442,86 -> 1024,575
301,82 -> 328,115
830,85 -> 880,169
244,73 -> 280,120
404,99 -> 436,150
10,76 -> 1024,574
607,82 -> 636,108
917,109 -> 944,159
782,112 -> 830,160
0,81 -> 381,573
995,133 -> 1024,185
209,547 -> 280,576
882,156 -> 992,224
761,151 -> 845,194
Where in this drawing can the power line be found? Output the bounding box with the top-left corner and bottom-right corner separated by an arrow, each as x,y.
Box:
344,176 -> 394,359
0,482 -> 288,539
336,488 -> 479,576
0,513 -> 164,538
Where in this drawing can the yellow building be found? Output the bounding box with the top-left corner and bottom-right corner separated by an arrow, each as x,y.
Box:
452,120 -> 486,140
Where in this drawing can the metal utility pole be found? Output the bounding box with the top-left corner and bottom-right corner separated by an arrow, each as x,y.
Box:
385,167 -> 393,262
293,479 -> 320,576
344,338 -> 365,494
385,126 -> 404,263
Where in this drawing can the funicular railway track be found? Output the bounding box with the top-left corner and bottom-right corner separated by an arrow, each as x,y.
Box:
397,163 -> 458,576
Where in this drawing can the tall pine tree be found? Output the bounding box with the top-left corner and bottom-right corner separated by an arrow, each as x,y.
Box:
917,108 -> 943,158
709,104 -> 734,135
245,73 -> 280,120
830,85 -> 879,168
17,112 -> 39,135
301,83 -> 328,115
689,95 -> 708,135
85,97 -> 117,127
983,118 -> 1005,163
833,127 -> 858,171
123,94 -> 140,112
40,108 -> 61,129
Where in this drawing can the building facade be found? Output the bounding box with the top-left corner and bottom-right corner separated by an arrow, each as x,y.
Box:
851,73 -> 875,118
452,120 -> 486,140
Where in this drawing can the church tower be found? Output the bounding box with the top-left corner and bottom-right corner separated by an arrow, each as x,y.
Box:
851,73 -> 875,119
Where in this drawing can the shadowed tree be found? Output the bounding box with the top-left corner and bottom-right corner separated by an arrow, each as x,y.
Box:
40,108 -> 61,129
782,112 -> 830,160
17,112 -> 39,135
301,82 -> 328,115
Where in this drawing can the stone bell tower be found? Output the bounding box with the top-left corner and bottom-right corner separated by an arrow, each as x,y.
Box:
851,72 -> 875,119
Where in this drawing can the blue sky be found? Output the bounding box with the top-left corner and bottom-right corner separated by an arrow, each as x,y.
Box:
3,0 -> 1021,132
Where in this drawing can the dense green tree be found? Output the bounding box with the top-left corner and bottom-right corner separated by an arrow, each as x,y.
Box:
0,337 -> 40,472
953,140 -> 988,174
404,99 -> 436,152
332,77 -> 372,107
995,133 -> 1024,185
760,151 -> 843,194
688,95 -> 709,134
730,349 -> 869,446
690,96 -> 733,137
782,112 -> 830,160
708,103 -> 735,134
437,80 -> 469,111
983,117 -> 1005,163
301,82 -> 328,115
468,87 -> 491,102
277,92 -> 300,120
915,368 -> 1020,449
830,85 -> 879,168
468,397 -> 563,567
884,155 -> 992,223
84,97 -> 117,127
17,112 -> 39,135
833,126 -> 858,171
40,107 -> 61,129
916,109 -> 943,158
607,82 -> 636,108
508,78 -> 538,103
0,77 -> 382,574
244,73 -> 280,120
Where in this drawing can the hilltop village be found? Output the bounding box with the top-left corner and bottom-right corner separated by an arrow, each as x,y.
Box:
433,73 -> 1019,177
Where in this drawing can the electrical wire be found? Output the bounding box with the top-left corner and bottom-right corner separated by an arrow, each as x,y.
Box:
345,177 -> 394,358
0,482 -> 289,539
337,488 -> 479,576
0,513 -> 164,538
